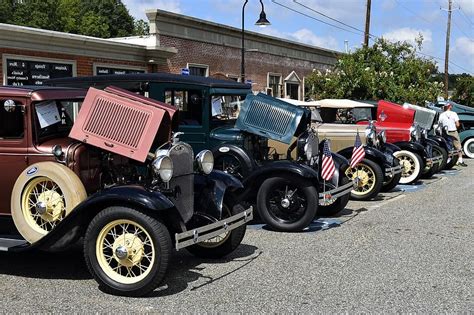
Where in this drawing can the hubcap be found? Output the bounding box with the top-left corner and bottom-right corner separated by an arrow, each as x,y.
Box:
346,164 -> 376,195
399,156 -> 415,177
281,198 -> 291,208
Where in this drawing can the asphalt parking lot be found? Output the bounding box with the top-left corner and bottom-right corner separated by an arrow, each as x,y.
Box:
0,161 -> 472,312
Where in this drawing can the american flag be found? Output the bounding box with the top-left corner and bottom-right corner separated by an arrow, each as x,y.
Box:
321,140 -> 335,181
350,131 -> 365,168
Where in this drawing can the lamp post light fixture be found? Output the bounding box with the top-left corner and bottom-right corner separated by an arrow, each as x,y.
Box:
241,0 -> 270,83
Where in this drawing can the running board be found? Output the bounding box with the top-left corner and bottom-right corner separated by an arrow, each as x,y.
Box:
0,237 -> 29,252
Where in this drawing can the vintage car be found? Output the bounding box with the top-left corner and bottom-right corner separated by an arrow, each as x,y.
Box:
428,100 -> 474,159
0,85 -> 252,296
277,98 -> 402,200
354,100 -> 443,184
48,73 -> 353,232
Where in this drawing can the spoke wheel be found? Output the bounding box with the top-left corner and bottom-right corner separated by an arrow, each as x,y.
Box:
84,207 -> 171,297
11,162 -> 87,243
393,150 -> 423,184
257,174 -> 318,231
345,159 -> 383,200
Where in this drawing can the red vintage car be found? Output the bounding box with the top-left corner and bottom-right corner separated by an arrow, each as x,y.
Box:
355,100 -> 443,184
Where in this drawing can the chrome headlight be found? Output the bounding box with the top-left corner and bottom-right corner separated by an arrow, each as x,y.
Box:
365,127 -> 376,146
152,155 -> 173,182
196,150 -> 214,174
378,130 -> 386,144
410,124 -> 420,142
421,128 -> 428,139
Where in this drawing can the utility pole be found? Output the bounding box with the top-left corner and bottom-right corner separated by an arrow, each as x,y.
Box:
444,0 -> 452,99
364,0 -> 371,47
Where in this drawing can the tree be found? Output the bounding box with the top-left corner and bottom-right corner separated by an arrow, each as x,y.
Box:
305,38 -> 443,104
452,76 -> 474,106
2,0 -> 145,39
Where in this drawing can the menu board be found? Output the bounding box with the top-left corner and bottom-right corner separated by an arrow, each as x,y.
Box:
96,66 -> 145,75
6,58 -> 74,86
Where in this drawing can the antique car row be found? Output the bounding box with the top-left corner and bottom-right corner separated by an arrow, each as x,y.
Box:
0,73 -> 468,296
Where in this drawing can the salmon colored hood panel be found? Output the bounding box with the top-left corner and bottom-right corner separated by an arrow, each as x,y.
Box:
69,87 -> 171,162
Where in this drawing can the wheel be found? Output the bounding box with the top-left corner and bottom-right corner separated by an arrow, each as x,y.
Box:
186,198 -> 246,259
382,158 -> 402,192
84,206 -> 171,297
214,151 -> 251,180
463,138 -> 474,159
434,146 -> 448,170
10,162 -> 87,243
445,154 -> 459,169
421,145 -> 443,179
256,174 -> 318,231
317,176 -> 350,217
393,150 -> 423,184
345,158 -> 383,200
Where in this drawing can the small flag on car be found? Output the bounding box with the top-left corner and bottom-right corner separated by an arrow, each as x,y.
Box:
350,131 -> 365,168
321,140 -> 335,181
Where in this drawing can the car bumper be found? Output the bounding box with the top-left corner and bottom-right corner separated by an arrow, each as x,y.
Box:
424,155 -> 443,167
175,205 -> 253,250
385,164 -> 402,177
319,181 -> 353,200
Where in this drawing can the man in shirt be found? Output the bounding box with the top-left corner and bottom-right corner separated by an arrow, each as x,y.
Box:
438,103 -> 467,167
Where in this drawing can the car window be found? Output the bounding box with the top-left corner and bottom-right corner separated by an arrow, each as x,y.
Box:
164,89 -> 203,126
0,99 -> 24,139
34,100 -> 82,141
210,94 -> 246,123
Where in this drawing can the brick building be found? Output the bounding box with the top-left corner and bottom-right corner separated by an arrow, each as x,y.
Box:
1,9 -> 339,100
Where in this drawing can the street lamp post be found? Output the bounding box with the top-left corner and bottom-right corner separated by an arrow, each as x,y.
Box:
241,0 -> 270,83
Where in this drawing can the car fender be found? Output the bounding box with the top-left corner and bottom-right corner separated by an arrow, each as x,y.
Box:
212,144 -> 256,176
338,146 -> 388,167
26,185 -> 177,252
383,143 -> 401,153
393,141 -> 425,156
428,135 -> 448,151
459,129 -> 474,144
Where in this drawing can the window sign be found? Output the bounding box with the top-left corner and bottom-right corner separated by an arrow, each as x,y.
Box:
6,58 -> 73,86
96,66 -> 145,75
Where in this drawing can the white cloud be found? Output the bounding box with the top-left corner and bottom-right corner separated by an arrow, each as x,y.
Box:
382,27 -> 433,47
122,0 -> 182,20
453,36 -> 474,69
455,0 -> 474,15
259,27 -> 340,51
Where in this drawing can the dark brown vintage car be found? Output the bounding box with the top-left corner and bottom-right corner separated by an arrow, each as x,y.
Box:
0,85 -> 252,296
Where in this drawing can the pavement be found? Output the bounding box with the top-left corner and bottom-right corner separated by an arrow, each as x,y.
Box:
0,161 -> 472,312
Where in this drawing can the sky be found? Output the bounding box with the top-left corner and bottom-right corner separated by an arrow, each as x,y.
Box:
122,0 -> 474,74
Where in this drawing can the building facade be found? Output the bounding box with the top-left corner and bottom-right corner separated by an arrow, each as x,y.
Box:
1,9 -> 339,100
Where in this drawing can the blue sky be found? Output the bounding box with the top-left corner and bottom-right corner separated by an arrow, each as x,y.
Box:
122,0 -> 473,74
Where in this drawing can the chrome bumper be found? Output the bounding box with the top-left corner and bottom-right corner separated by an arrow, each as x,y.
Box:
448,149 -> 462,156
319,181 -> 353,200
425,155 -> 443,166
385,165 -> 402,177
175,206 -> 253,250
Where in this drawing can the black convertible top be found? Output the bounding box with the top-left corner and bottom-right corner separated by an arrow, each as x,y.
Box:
46,72 -> 251,91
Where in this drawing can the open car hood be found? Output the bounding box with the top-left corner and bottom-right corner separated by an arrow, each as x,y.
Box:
235,93 -> 310,144
69,86 -> 176,162
403,103 -> 436,130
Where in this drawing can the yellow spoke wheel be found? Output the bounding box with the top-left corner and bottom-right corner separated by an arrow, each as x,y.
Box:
344,158 -> 383,201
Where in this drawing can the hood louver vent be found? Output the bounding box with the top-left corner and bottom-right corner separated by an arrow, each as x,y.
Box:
69,87 -> 171,162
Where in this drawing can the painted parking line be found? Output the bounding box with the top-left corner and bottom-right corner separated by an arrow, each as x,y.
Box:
396,183 -> 426,192
437,169 -> 460,176
367,194 -> 406,209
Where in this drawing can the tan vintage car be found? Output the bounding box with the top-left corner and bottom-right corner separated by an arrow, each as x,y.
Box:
274,98 -> 402,201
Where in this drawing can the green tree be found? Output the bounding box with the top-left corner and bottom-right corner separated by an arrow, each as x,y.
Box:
305,38 -> 443,104
452,76 -> 474,106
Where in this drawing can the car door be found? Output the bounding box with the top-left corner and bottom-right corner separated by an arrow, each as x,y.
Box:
0,97 -> 28,215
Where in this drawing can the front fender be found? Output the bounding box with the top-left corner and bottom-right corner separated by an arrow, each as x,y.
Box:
393,141 -> 425,156
428,135 -> 448,150
383,143 -> 401,153
28,185 -> 177,251
193,170 -> 244,220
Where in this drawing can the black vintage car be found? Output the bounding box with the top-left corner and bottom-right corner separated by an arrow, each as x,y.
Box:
48,73 -> 353,232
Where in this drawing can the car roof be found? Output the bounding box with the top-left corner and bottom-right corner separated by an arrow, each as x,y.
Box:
46,72 -> 251,90
0,85 -> 87,100
317,99 -> 375,108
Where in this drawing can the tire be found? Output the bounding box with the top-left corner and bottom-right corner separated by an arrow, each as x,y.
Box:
10,162 -> 87,243
186,198 -> 246,259
445,154 -> 459,170
434,146 -> 449,170
256,174 -> 318,232
463,138 -> 474,159
214,152 -> 251,180
84,206 -> 171,297
393,150 -> 423,184
382,158 -> 402,192
421,145 -> 443,179
317,176 -> 350,217
345,158 -> 383,200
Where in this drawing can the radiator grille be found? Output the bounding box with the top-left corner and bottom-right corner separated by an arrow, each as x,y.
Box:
244,100 -> 294,138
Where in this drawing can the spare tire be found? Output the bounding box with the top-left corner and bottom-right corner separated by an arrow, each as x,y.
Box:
11,162 -> 87,243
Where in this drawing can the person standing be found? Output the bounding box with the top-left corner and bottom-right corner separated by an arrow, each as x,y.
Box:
438,103 -> 467,167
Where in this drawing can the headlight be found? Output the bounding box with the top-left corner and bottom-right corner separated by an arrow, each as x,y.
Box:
421,128 -> 428,139
378,130 -> 386,144
51,144 -> 63,158
196,150 -> 214,174
365,127 -> 376,145
152,155 -> 173,182
409,124 -> 420,142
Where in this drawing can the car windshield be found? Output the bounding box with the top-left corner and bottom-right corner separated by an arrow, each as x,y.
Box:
34,99 -> 83,142
210,94 -> 247,125
320,107 -> 373,124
